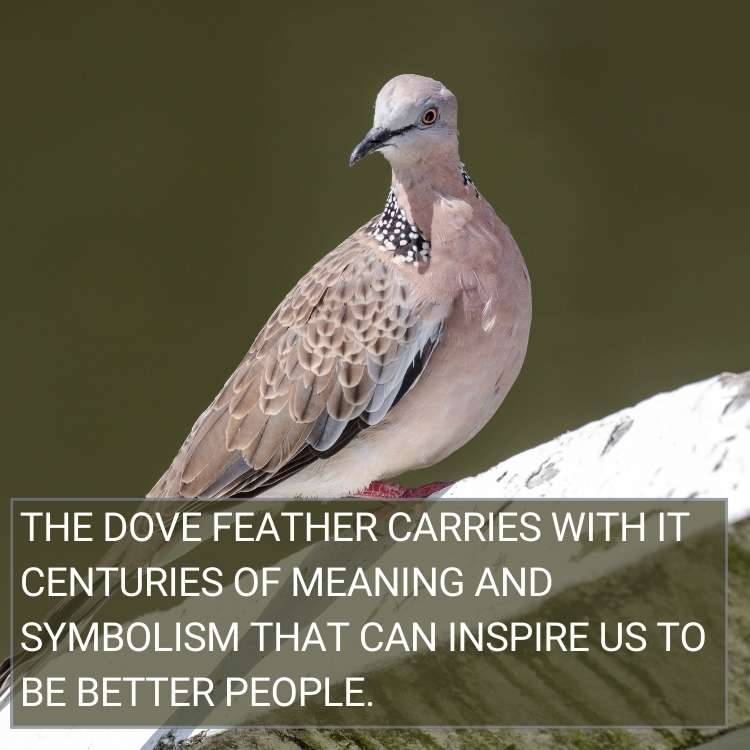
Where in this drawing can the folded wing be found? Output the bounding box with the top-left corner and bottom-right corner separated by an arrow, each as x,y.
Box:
149,229 -> 445,499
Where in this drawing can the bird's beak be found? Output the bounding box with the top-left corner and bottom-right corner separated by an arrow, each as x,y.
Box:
349,127 -> 392,166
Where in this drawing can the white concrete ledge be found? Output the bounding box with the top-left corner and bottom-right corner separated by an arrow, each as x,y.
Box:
2,371 -> 748,749
444,371 -> 750,524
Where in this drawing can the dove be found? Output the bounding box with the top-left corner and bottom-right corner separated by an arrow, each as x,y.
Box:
149,73 -> 531,500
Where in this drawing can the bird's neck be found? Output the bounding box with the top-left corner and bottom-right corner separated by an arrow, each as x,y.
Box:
394,156 -> 479,222
367,159 -> 479,266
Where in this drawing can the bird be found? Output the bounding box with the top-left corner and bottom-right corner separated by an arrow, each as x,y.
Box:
148,73 -> 532,501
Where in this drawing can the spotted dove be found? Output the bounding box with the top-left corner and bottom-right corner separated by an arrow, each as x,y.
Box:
149,74 -> 532,500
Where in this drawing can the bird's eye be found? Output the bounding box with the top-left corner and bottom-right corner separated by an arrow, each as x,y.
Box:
420,107 -> 438,126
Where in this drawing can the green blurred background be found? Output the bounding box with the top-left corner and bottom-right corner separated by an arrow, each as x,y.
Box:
2,1 -> 749,517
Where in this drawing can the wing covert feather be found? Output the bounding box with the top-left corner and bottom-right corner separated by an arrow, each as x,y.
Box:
149,230 -> 445,499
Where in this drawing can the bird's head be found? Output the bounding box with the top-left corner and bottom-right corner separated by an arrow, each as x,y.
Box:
349,74 -> 459,168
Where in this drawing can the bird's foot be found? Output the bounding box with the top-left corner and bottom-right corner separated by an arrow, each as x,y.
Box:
354,481 -> 452,500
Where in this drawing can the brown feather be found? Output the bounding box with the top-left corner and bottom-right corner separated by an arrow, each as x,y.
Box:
147,227 -> 444,499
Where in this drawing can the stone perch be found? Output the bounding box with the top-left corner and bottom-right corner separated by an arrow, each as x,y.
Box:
2,371 -> 748,750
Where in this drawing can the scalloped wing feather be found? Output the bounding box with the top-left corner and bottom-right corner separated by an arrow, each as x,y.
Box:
148,228 -> 445,499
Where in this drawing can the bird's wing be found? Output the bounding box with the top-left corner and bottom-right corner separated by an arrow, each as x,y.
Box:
149,226 -> 446,499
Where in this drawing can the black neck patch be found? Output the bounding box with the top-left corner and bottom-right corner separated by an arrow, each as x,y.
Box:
368,189 -> 430,265
461,162 -> 479,197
